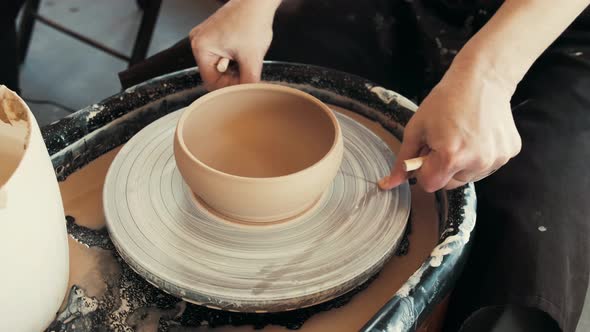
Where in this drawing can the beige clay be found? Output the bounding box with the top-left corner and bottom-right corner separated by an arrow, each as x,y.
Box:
174,83 -> 344,223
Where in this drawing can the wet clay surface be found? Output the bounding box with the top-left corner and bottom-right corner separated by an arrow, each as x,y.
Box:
51,107 -> 439,331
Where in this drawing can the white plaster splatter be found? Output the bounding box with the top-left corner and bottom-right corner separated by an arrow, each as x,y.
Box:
397,265 -> 426,297
440,227 -> 455,238
573,52 -> 583,56
435,37 -> 442,49
69,233 -> 90,249
366,84 -> 418,112
379,185 -> 476,331
108,296 -> 133,332
429,184 -> 477,267
385,297 -> 417,332
430,234 -> 460,267
56,286 -> 99,324
80,296 -> 99,315
87,104 -> 105,120
538,226 -> 547,232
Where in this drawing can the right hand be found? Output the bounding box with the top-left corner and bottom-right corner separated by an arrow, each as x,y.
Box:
189,0 -> 280,91
378,54 -> 522,192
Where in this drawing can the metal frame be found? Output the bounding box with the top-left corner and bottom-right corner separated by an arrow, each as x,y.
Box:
18,0 -> 162,67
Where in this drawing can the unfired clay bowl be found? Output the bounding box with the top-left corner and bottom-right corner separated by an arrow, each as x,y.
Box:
174,83 -> 344,223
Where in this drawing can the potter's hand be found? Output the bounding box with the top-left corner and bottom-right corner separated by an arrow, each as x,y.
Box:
189,0 -> 281,91
378,0 -> 590,192
379,58 -> 522,192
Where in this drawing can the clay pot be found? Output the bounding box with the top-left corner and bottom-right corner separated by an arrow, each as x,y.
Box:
0,86 -> 69,330
174,83 -> 344,223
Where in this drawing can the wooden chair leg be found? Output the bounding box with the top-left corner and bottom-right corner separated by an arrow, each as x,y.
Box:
18,0 -> 42,64
129,0 -> 162,67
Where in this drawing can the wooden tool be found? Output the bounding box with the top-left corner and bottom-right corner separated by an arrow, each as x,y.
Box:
216,57 -> 230,73
403,156 -> 425,172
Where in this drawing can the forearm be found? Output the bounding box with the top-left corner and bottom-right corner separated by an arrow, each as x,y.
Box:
226,0 -> 282,19
451,0 -> 590,92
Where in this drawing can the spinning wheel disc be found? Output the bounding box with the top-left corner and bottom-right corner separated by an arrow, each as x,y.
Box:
103,108 -> 410,312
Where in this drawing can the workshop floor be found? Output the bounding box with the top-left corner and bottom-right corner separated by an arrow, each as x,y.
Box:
17,0 -> 590,330
19,0 -> 220,126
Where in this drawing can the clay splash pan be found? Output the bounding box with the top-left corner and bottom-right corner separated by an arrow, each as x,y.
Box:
103,83 -> 411,313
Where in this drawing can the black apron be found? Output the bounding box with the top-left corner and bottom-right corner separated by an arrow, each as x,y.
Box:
267,2 -> 590,331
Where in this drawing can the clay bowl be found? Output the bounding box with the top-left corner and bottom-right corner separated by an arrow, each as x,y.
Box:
173,83 -> 344,223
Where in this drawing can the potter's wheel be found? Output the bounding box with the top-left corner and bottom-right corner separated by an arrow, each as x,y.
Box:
103,108 -> 410,312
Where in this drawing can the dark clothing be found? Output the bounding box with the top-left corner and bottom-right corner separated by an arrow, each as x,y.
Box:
448,45 -> 590,332
458,305 -> 561,332
268,2 -> 590,331
0,1 -> 25,92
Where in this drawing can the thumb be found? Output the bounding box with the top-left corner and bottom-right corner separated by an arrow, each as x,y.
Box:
379,123 -> 424,190
237,53 -> 264,84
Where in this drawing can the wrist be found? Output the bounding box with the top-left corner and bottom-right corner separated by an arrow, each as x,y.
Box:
447,43 -> 523,96
230,0 -> 282,13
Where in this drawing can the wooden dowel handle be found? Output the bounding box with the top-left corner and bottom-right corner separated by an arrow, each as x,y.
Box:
216,57 -> 230,73
403,157 -> 425,172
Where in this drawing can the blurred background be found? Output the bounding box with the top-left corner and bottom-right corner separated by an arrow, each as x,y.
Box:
17,0 -> 220,126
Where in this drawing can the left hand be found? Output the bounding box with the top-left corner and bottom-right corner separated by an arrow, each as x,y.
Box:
188,0 -> 278,91
379,57 -> 522,192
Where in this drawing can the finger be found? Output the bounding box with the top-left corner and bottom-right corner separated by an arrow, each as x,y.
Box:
445,166 -> 489,190
379,124 -> 424,190
452,168 -> 489,184
237,53 -> 264,84
415,148 -> 463,193
451,155 -> 506,186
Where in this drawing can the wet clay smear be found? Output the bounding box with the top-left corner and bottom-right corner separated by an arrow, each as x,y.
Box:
55,216 -> 410,331
177,273 -> 379,330
50,250 -> 378,331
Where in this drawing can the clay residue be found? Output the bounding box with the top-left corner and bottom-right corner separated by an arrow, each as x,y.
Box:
59,148 -> 122,230
365,84 -> 418,112
66,236 -> 120,299
0,85 -> 30,125
0,86 -> 31,154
